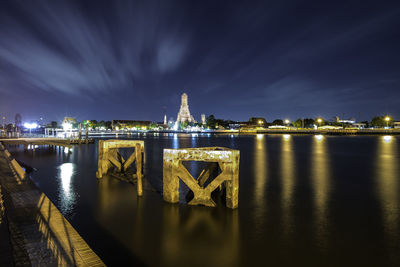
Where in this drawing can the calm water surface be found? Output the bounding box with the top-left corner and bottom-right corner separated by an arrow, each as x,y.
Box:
7,134 -> 400,266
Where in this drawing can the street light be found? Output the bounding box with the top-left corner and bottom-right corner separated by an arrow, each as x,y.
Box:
385,116 -> 390,128
317,118 -> 322,128
284,119 -> 290,125
24,122 -> 38,136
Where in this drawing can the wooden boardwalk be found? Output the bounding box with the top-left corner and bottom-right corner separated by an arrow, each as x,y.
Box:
0,142 -> 105,266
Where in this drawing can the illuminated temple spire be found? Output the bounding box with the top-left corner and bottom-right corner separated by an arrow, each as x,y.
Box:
176,93 -> 196,124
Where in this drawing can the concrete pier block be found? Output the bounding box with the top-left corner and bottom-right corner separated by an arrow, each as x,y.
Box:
96,140 -> 145,196
163,147 -> 240,209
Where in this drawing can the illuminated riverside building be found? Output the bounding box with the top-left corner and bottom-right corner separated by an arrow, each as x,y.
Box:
111,120 -> 152,130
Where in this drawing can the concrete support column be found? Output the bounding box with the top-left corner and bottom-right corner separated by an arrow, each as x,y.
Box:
136,143 -> 143,196
96,140 -> 145,197
162,159 -> 180,203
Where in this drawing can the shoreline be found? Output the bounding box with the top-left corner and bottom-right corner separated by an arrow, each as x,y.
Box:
2,128 -> 400,140
0,142 -> 105,266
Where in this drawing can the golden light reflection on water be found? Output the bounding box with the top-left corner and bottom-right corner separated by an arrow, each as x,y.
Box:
253,134 -> 267,234
312,135 -> 330,245
376,136 -> 399,239
162,205 -> 239,267
281,135 -> 295,235
254,134 -> 267,208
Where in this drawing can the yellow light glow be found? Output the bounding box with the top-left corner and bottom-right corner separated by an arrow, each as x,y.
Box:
315,134 -> 324,141
385,116 -> 390,121
281,132 -> 294,235
284,119 -> 290,124
383,135 -> 393,143
254,130 -> 267,223
258,120 -> 263,125
376,134 -> 398,236
312,133 -> 330,246
317,118 -> 322,123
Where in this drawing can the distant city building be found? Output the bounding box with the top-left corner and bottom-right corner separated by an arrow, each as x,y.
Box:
164,114 -> 167,125
352,122 -> 367,129
15,113 -> 22,131
15,113 -> 22,127
62,117 -> 77,126
112,120 -> 152,130
201,114 -> 206,124
394,121 -> 400,129
229,122 -> 248,129
37,117 -> 45,127
335,116 -> 356,124
176,93 -> 196,124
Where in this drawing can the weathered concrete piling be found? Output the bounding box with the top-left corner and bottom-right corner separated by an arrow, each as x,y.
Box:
163,147 -> 240,208
96,139 -> 145,196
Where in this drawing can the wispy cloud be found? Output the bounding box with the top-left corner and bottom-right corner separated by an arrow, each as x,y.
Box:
0,0 -> 191,95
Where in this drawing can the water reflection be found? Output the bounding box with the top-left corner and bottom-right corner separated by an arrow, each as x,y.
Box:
315,134 -> 324,141
172,134 -> 179,149
96,173 -> 239,266
281,135 -> 295,235
58,163 -> 77,215
383,135 -> 393,143
162,205 -> 239,267
191,134 -> 198,147
376,136 -> 399,239
254,134 -> 267,232
311,135 -> 331,246
15,134 -> 400,266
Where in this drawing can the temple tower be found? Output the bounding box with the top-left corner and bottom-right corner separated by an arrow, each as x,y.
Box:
176,93 -> 196,124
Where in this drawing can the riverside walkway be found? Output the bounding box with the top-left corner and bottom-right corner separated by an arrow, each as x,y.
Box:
0,137 -> 95,152
0,142 -> 105,266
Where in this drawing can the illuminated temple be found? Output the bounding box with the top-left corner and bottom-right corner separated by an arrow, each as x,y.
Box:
176,93 -> 196,124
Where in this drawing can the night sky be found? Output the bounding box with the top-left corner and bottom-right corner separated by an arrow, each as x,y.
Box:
0,0 -> 399,123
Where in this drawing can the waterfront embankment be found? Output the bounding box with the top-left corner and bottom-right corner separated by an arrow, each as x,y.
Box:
0,142 -> 105,266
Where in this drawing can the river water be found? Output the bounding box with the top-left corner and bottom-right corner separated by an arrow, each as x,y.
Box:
7,134 -> 400,266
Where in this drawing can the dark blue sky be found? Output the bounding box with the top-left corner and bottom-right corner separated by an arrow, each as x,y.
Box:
0,0 -> 399,123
